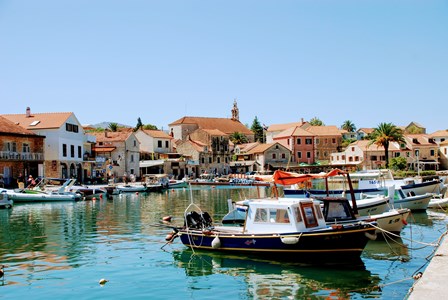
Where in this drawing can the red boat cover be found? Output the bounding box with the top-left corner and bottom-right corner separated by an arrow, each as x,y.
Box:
271,169 -> 346,186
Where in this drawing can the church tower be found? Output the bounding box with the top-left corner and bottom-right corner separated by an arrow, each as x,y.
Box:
231,99 -> 239,121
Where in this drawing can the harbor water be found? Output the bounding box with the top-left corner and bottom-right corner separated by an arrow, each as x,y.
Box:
1,186 -> 447,299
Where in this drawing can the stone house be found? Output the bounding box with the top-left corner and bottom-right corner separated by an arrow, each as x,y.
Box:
306,125 -> 343,164
273,126 -> 315,166
265,119 -> 309,144
2,108 -> 95,181
244,142 -> 292,173
90,129 -> 140,181
0,116 -> 45,187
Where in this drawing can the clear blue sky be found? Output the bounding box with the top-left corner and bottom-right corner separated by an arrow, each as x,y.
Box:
1,1 -> 447,133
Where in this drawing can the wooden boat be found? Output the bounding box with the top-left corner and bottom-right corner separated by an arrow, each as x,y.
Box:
167,169 -> 377,262
0,190 -> 13,209
171,199 -> 376,261
391,188 -> 432,211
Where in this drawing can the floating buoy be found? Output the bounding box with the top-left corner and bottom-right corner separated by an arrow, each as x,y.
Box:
211,236 -> 221,248
212,186 -> 216,189
99,278 -> 108,285
413,272 -> 423,280
99,194 -> 103,199
165,233 -> 173,241
162,216 -> 172,222
92,197 -> 96,201
171,189 -> 175,192
136,192 -> 139,195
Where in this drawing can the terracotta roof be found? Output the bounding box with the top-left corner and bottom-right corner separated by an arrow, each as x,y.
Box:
0,116 -> 40,136
430,129 -> 448,137
236,142 -> 260,153
141,129 -> 173,139
201,129 -> 228,136
404,134 -> 433,145
246,143 -> 282,155
274,126 -> 314,139
90,131 -> 133,142
2,112 -> 73,130
306,125 -> 341,136
267,121 -> 307,132
169,116 -> 252,135
357,128 -> 374,134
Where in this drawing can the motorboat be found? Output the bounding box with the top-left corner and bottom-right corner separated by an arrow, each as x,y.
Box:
5,178 -> 82,202
390,188 -> 432,211
427,194 -> 448,209
168,198 -> 376,262
165,169 -> 378,262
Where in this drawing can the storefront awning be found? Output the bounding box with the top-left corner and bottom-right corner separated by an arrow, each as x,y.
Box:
93,147 -> 116,152
140,160 -> 164,168
230,161 -> 255,167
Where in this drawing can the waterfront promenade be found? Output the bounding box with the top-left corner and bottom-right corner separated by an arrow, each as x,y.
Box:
407,232 -> 448,299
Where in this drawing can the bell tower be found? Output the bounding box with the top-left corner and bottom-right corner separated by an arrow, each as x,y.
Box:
231,99 -> 239,121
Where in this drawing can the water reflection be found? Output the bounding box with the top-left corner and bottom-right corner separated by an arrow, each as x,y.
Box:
363,237 -> 409,261
172,249 -> 382,298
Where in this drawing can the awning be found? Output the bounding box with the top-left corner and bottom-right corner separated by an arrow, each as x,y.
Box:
140,160 -> 164,168
93,147 -> 116,152
230,161 -> 255,167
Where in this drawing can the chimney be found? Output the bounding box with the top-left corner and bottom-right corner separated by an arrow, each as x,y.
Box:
26,107 -> 31,117
301,118 -> 304,123
104,128 -> 108,138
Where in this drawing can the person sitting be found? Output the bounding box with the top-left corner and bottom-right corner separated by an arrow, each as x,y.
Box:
27,175 -> 36,188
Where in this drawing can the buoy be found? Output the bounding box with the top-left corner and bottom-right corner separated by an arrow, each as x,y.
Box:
136,192 -> 139,195
99,278 -> 108,285
212,186 -> 216,189
171,189 -> 175,192
99,194 -> 103,199
211,236 -> 221,248
162,216 -> 172,222
92,197 -> 96,201
165,233 -> 173,241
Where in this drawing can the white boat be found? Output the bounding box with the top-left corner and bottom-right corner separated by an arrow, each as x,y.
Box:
427,194 -> 448,209
0,190 -> 13,209
5,178 -> 81,202
116,184 -> 148,193
391,187 -> 432,211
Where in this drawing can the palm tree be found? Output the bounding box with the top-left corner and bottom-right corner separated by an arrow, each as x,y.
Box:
369,123 -> 405,169
229,132 -> 248,144
108,122 -> 118,132
341,120 -> 356,132
309,117 -> 324,126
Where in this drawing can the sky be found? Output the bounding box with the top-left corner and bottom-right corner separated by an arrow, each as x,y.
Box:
1,1 -> 447,133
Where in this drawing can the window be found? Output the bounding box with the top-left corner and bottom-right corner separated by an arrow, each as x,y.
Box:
306,152 -> 311,158
305,138 -> 312,145
316,138 -> 320,145
394,152 -> 400,157
281,153 -> 286,159
66,123 -> 79,133
63,144 -> 67,157
209,157 -> 212,164
158,140 -> 162,148
272,153 -> 277,159
165,141 -> 169,148
430,149 -> 435,156
254,208 -> 268,222
22,143 -> 30,153
355,156 -> 359,161
371,155 -> 377,161
133,140 -> 137,147
201,157 -> 205,164
295,207 -> 303,222
297,138 -> 301,145
131,154 -> 134,162
70,145 -> 75,157
332,138 -> 336,144
297,152 -> 302,159
275,209 -> 290,223
78,146 -> 82,158
300,203 -> 318,228
217,157 -> 221,163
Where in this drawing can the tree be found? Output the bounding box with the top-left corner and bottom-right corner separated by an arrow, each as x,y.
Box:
142,124 -> 158,130
369,123 -> 405,169
341,120 -> 356,132
390,156 -> 407,171
229,132 -> 248,144
134,117 -> 143,132
108,122 -> 118,132
251,116 -> 264,143
309,117 -> 324,126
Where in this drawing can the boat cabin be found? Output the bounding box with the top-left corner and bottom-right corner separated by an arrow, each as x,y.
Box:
238,199 -> 327,234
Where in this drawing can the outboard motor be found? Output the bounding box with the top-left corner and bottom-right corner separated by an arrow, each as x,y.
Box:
184,211 -> 213,229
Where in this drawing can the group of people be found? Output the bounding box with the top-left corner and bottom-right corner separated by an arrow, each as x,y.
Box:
16,173 -> 36,189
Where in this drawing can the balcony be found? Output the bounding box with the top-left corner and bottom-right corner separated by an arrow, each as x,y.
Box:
0,151 -> 44,161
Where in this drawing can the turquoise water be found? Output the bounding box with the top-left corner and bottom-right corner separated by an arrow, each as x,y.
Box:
0,187 -> 446,299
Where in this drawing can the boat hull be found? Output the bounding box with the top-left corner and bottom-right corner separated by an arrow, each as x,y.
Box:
7,192 -> 77,202
178,224 -> 376,260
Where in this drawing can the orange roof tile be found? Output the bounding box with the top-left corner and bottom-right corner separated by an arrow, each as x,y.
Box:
430,129 -> 448,137
306,125 -> 341,136
2,112 -> 73,130
246,143 -> 282,155
275,126 -> 314,139
0,116 -> 40,136
141,129 -> 173,139
169,116 -> 252,135
267,121 -> 307,132
90,131 -> 133,142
